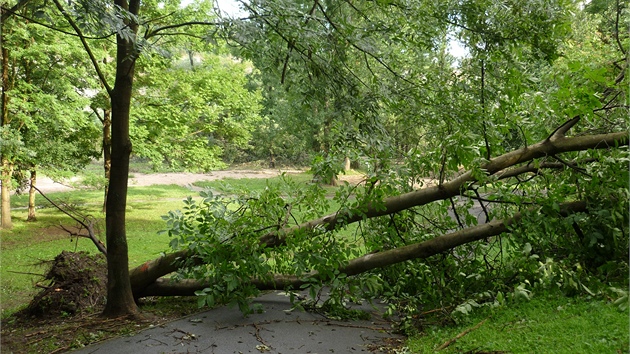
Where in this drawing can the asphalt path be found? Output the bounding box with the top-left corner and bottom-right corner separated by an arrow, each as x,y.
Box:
72,291 -> 403,354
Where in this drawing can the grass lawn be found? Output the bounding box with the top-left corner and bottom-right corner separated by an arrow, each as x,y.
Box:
192,171 -> 335,193
1,184 -> 204,316
407,292 -> 629,353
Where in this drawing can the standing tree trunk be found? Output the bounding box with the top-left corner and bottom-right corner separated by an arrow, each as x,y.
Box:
27,169 -> 36,221
1,46 -> 12,229
102,109 -> 111,213
102,0 -> 140,317
52,0 -> 140,317
269,147 -> 275,168
0,160 -> 12,229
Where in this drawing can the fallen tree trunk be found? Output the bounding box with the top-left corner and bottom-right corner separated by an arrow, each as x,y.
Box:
258,118 -> 627,248
129,249 -> 201,295
128,120 -> 627,298
134,201 -> 587,297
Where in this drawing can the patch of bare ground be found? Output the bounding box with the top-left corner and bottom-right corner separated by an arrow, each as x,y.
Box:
35,169 -> 310,194
35,168 -> 372,194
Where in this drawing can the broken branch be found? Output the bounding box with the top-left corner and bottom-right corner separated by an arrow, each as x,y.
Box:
32,186 -> 107,255
436,316 -> 490,351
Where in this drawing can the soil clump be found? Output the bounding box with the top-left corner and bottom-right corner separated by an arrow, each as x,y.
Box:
23,251 -> 107,319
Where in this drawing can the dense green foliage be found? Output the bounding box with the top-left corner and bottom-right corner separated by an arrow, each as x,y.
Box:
1,4 -> 101,184
132,53 -> 262,171
158,0 -> 629,328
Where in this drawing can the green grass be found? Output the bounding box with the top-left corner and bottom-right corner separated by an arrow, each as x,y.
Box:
1,184 -> 201,317
407,292 -> 629,353
192,170 -> 364,195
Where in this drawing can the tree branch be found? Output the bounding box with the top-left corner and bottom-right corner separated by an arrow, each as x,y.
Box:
449,197 -> 464,229
51,0 -> 112,96
32,186 -> 107,255
547,115 -> 580,142
259,127 -> 627,248
614,0 -> 626,55
436,317 -> 489,351
135,201 -> 588,297
551,155 -> 590,176
0,1 -> 31,22
127,128 -> 626,297
2,9 -> 117,40
145,21 -> 222,39
471,188 -> 490,222
494,159 -> 597,180
280,0 -> 319,84
315,1 -> 419,89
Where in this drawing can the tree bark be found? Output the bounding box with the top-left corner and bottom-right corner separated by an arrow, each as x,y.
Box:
102,109 -> 111,213
102,0 -> 140,317
0,159 -> 11,229
1,45 -> 12,229
134,201 -> 588,297
129,249 -> 201,296
27,169 -> 36,221
269,148 -> 275,168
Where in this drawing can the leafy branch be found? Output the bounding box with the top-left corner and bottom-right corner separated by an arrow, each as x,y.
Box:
51,0 -> 112,95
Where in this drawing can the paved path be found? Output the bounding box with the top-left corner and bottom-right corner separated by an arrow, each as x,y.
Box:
73,291 -> 403,354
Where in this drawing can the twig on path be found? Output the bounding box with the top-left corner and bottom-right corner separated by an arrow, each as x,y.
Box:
252,322 -> 272,348
49,346 -> 70,354
421,307 -> 451,316
436,316 -> 490,351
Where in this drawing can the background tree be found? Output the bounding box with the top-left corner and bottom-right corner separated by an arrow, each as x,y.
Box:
229,0 -> 410,179
49,0 -> 246,317
131,50 -> 262,171
0,1 -> 100,228
47,0 -> 144,316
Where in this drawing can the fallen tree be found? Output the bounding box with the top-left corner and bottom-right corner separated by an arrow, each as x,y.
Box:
135,201 -> 588,297
128,117 -> 628,298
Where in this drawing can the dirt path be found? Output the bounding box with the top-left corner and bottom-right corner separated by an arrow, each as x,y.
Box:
35,169 -> 366,193
128,169 -> 304,187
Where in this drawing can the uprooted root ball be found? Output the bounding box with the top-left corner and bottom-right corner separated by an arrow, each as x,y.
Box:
23,251 -> 107,319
